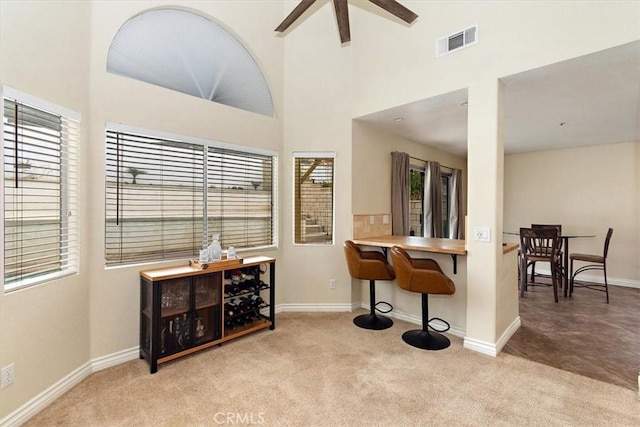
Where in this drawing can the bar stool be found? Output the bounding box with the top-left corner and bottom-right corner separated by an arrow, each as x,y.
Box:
344,240 -> 395,330
390,246 -> 456,350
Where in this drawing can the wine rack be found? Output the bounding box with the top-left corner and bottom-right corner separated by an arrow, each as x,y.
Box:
140,256 -> 275,373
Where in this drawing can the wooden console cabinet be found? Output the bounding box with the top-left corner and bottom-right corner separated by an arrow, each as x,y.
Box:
140,256 -> 275,373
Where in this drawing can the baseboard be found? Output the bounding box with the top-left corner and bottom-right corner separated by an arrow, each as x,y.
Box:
91,346 -> 140,372
462,336 -> 499,357
277,303 -> 353,312
496,316 -> 522,353
462,316 -> 521,357
0,362 -> 91,427
0,348 -> 140,427
531,267 -> 639,289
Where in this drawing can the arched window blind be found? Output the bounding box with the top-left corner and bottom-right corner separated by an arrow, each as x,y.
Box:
107,8 -> 274,117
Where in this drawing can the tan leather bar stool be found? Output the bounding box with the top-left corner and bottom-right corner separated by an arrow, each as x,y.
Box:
344,240 -> 395,330
390,246 -> 455,350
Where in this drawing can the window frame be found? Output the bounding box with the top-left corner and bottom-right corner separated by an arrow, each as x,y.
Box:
105,123 -> 278,267
292,151 -> 335,246
2,86 -> 80,293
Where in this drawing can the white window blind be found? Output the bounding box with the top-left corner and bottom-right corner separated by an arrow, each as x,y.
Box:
3,95 -> 79,292
105,129 -> 276,266
293,153 -> 334,245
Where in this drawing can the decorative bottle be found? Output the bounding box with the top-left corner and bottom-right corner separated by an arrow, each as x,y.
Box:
209,234 -> 222,261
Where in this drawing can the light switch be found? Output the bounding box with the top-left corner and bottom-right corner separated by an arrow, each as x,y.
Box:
474,226 -> 491,242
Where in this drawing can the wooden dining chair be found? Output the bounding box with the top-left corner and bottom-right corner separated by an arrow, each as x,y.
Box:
569,228 -> 614,303
529,224 -> 564,285
519,227 -> 563,302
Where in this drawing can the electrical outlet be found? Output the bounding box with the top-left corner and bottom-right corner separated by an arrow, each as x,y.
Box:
329,279 -> 336,289
382,215 -> 389,224
369,215 -> 375,225
1,364 -> 15,389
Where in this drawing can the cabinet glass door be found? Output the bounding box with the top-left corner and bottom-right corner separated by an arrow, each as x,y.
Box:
193,273 -> 222,345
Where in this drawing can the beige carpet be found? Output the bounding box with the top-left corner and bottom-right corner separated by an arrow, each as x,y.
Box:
26,311 -> 639,426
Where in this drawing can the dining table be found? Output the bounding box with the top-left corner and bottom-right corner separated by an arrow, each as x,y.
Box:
504,230 -> 595,295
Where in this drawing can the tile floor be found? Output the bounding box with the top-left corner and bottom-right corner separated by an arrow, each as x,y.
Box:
503,278 -> 640,391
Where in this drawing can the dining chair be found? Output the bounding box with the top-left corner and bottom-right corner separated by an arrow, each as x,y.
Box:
519,227 -> 563,302
529,224 -> 564,285
569,228 -> 614,303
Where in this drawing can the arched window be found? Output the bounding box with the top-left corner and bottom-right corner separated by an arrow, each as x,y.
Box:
107,8 -> 274,117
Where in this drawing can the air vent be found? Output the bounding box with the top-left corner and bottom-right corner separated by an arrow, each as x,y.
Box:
436,25 -> 478,57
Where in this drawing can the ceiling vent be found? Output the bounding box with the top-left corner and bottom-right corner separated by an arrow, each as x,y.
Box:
436,26 -> 477,57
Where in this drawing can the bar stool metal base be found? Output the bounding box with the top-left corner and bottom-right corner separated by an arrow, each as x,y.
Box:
353,313 -> 393,330
402,329 -> 450,350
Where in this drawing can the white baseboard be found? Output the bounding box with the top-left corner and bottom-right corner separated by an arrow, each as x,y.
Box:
0,348 -> 140,427
463,316 -> 522,357
91,346 -> 140,372
277,303 -> 353,312
530,268 -> 639,289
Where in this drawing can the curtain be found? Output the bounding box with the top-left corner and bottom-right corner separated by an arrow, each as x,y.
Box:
448,168 -> 463,239
391,152 -> 410,235
424,161 -> 443,237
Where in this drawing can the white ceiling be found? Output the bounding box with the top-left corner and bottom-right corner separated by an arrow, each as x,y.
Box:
355,40 -> 640,157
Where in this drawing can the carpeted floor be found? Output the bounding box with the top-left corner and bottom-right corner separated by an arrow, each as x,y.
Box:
25,311 -> 639,426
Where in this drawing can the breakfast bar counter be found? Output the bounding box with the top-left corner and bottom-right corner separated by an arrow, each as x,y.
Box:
351,235 -> 518,274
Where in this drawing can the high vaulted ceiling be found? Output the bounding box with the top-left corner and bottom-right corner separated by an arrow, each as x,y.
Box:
355,40 -> 640,157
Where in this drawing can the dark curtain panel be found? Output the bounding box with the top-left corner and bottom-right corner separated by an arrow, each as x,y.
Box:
391,151 -> 410,235
448,168 -> 463,239
424,161 -> 443,237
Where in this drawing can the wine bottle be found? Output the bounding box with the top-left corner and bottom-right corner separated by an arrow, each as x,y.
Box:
250,294 -> 264,308
224,303 -> 235,318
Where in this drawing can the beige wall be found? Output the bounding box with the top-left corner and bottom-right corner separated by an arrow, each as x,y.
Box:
352,120 -> 467,217
504,141 -> 640,286
280,1 -> 354,308
0,0 -> 92,417
1,0 -> 639,420
1,0 -> 284,418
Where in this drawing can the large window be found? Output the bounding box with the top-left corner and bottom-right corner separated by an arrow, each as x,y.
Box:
2,89 -> 79,292
105,127 -> 277,266
293,153 -> 334,245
